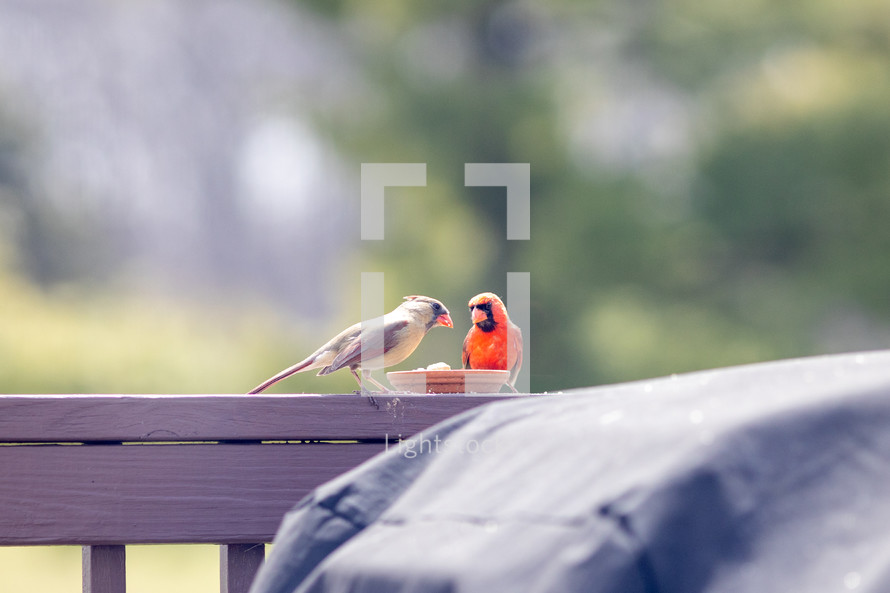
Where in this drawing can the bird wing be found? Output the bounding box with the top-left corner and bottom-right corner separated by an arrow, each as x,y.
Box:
461,329 -> 473,369
326,318 -> 410,372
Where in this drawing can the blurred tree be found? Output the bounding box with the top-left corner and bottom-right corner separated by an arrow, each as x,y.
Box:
293,0 -> 890,389
0,103 -> 124,288
0,0 -> 888,393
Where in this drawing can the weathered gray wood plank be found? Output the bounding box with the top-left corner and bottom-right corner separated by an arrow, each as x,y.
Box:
0,442 -> 383,545
0,394 -> 520,443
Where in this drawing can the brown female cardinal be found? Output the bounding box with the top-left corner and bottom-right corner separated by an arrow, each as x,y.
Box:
461,292 -> 523,392
249,295 -> 453,394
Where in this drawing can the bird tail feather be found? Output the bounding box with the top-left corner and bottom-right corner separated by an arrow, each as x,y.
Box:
247,357 -> 314,394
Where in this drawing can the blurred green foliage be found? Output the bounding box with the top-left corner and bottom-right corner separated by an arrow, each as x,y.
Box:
291,0 -> 890,390
0,242 -> 288,394
0,0 -> 888,396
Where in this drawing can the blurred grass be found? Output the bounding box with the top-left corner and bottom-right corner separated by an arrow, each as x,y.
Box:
0,243 -> 327,395
0,545 -> 231,593
0,547 -> 80,593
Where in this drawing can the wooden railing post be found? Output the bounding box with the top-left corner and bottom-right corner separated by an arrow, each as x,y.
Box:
83,545 -> 126,593
221,544 -> 265,593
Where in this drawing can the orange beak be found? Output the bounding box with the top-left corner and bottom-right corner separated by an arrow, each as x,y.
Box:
471,307 -> 488,325
437,313 -> 454,328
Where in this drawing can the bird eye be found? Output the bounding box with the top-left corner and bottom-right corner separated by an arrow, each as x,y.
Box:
432,302 -> 441,311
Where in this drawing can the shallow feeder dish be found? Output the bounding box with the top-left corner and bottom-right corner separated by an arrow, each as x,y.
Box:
387,369 -> 510,394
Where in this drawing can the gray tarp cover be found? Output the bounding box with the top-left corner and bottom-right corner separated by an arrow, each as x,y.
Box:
250,350 -> 890,593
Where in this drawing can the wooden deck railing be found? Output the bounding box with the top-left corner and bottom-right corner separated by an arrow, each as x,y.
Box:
0,393 -> 525,593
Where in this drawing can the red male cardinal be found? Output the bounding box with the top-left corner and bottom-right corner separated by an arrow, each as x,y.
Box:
249,295 -> 453,394
462,292 -> 523,392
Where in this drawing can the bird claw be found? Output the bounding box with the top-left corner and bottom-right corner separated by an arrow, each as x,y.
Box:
352,386 -> 383,409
